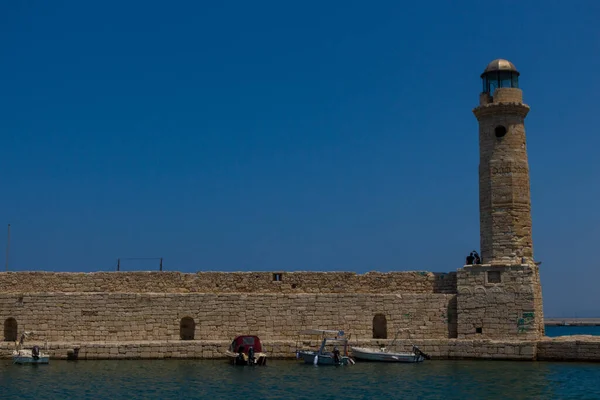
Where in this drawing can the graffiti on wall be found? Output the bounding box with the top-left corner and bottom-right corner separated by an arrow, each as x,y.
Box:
517,311 -> 535,333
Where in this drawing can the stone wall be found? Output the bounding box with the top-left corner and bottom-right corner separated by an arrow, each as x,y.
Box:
0,338 -> 551,361
0,271 -> 457,294
1,292 -> 457,342
474,87 -> 534,265
456,264 -> 544,339
537,336 -> 600,361
3,337 -> 597,361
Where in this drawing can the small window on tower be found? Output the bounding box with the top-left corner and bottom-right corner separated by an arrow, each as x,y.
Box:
487,271 -> 502,284
495,125 -> 507,138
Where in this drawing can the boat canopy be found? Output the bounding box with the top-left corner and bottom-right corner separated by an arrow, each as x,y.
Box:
229,335 -> 263,354
298,329 -> 345,337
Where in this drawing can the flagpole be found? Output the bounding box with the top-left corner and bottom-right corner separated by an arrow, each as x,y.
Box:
5,224 -> 10,271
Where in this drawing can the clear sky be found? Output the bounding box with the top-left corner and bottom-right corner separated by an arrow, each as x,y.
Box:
1,1 -> 598,317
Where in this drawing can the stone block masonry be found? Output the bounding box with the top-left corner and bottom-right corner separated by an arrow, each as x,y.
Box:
2,338 -> 598,361
0,271 -> 457,294
474,87 -> 534,265
0,271 -> 460,344
0,292 -> 457,342
2,269 -> 594,362
457,264 -> 544,339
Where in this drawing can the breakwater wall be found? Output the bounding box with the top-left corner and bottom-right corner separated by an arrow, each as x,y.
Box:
0,292 -> 457,342
1,271 -> 458,344
1,271 -> 598,362
2,337 -> 598,361
545,318 -> 600,326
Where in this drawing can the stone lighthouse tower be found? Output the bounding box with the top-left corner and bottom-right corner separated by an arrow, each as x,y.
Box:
474,59 -> 533,265
456,59 -> 544,339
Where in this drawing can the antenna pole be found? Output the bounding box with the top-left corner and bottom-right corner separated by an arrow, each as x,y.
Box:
5,224 -> 10,271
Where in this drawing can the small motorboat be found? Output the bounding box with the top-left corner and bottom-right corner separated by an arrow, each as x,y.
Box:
350,345 -> 430,363
12,331 -> 50,365
224,335 -> 267,366
296,329 -> 355,366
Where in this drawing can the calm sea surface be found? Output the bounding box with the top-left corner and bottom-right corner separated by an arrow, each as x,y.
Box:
1,327 -> 599,399
1,358 -> 599,400
545,325 -> 600,337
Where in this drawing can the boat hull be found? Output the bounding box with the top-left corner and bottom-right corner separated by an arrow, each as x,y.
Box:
13,355 -> 50,364
13,349 -> 50,365
224,351 -> 267,366
297,351 -> 353,366
350,347 -> 425,363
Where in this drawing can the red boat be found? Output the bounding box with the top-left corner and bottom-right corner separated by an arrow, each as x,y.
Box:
224,335 -> 268,366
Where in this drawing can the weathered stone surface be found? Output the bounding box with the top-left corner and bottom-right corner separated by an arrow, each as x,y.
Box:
473,88 -> 534,265
464,78 -> 545,342
0,291 -> 457,342
0,271 -> 456,294
2,338 -> 597,361
537,335 -> 600,361
456,264 -> 544,339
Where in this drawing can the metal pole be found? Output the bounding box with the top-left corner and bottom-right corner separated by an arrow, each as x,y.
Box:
160,258 -> 163,271
5,224 -> 10,271
117,258 -> 120,271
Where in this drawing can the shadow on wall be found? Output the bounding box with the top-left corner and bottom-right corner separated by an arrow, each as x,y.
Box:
433,273 -> 458,294
447,297 -> 458,338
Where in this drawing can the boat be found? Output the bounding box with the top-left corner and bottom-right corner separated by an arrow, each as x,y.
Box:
12,331 -> 50,365
350,344 -> 430,363
224,335 -> 267,366
295,329 -> 355,366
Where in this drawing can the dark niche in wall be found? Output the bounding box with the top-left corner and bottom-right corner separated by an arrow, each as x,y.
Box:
487,271 -> 502,284
4,318 -> 18,342
180,317 -> 196,340
373,314 -> 388,339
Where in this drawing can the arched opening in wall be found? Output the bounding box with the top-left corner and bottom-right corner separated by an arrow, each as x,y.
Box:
4,318 -> 18,342
373,314 -> 387,339
180,317 -> 195,340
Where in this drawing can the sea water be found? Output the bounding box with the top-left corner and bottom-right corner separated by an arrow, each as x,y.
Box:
1,359 -> 599,400
2,326 -> 598,399
545,325 -> 600,337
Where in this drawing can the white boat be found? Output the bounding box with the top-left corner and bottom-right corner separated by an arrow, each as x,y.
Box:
350,345 -> 430,363
296,329 -> 355,366
12,332 -> 50,365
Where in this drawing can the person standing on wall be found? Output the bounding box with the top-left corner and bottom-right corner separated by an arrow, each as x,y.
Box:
466,252 -> 475,265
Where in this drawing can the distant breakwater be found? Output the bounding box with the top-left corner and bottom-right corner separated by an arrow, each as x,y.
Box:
545,318 -> 600,326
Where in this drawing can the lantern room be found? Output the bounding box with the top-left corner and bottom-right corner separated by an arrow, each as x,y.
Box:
481,59 -> 519,94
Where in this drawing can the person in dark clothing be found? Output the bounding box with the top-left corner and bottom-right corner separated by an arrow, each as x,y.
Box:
466,252 -> 475,265
332,346 -> 341,364
473,251 -> 481,264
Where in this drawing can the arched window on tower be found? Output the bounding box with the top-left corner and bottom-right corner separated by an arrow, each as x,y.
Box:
4,318 -> 18,342
373,314 -> 387,339
180,317 -> 195,340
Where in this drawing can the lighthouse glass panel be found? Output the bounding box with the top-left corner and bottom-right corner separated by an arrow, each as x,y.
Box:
511,74 -> 519,88
499,71 -> 512,88
485,72 -> 498,94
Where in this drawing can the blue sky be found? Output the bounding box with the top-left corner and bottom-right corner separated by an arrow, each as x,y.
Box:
1,1 -> 599,317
